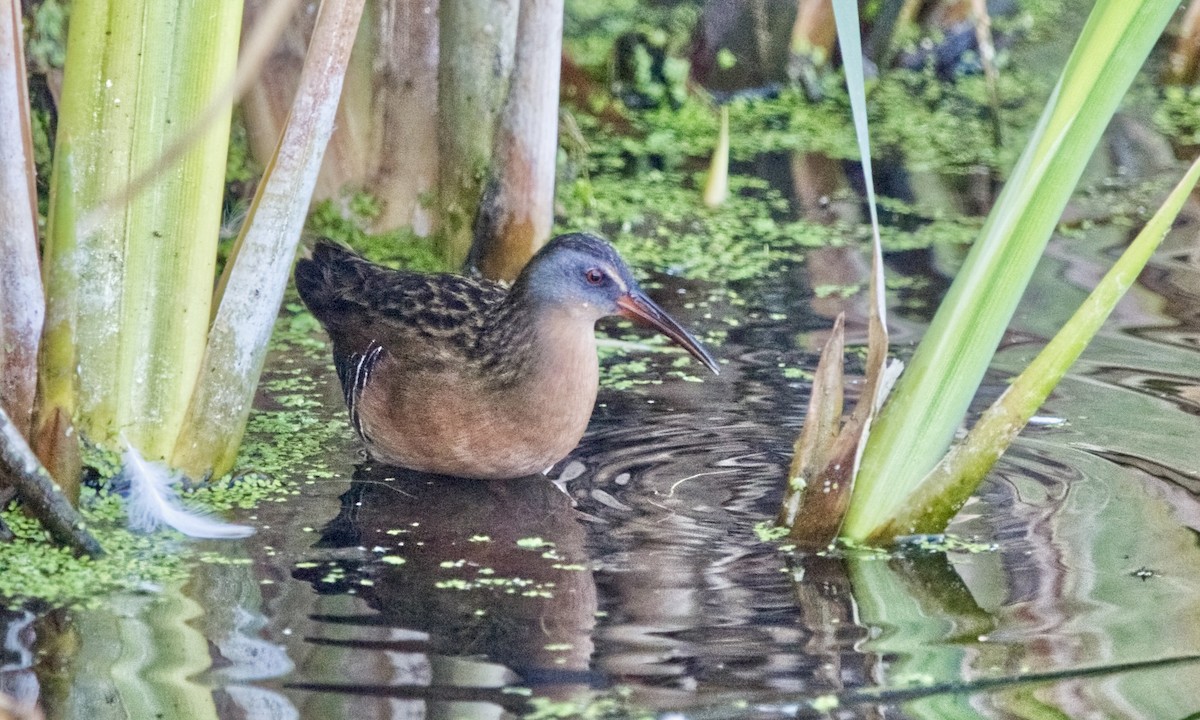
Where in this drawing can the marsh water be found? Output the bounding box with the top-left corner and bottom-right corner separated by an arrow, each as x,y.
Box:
5,146 -> 1200,719
7,5 -> 1200,719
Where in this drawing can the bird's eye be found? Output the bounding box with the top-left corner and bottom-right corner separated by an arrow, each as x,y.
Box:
584,268 -> 605,285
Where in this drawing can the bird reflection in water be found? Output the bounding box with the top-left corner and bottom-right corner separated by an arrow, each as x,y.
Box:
292,464 -> 601,715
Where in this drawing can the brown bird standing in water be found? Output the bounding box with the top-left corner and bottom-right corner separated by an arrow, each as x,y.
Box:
294,233 -> 719,480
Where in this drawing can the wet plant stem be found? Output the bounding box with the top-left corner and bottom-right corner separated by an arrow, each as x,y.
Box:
0,405 -> 102,557
472,0 -> 565,280
437,0 -> 517,267
0,0 -> 42,439
40,0 -> 241,461
172,0 -> 366,479
969,0 -> 1003,147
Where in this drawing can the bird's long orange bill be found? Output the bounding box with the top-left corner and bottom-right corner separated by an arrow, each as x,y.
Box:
617,291 -> 720,375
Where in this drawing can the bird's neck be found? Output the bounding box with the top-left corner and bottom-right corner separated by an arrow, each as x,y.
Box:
482,291 -> 600,394
528,305 -> 600,389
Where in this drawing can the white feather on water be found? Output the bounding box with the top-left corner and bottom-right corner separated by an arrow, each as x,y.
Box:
123,445 -> 255,539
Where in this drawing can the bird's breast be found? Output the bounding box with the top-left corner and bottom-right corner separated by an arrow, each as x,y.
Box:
355,321 -> 600,480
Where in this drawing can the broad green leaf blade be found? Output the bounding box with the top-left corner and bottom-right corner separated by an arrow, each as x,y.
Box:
843,0 -> 1180,541
41,0 -> 242,460
92,0 -> 301,216
872,154 -> 1200,540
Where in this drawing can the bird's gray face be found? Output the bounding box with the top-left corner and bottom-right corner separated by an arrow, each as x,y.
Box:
523,234 -> 720,374
528,246 -> 635,321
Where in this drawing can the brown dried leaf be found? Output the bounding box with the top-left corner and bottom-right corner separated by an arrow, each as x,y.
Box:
782,236 -> 896,551
779,313 -> 844,531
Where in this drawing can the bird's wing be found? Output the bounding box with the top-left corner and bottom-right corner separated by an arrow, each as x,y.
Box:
296,241 -> 508,366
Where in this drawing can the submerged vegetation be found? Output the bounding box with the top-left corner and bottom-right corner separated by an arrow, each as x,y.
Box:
0,306 -> 350,607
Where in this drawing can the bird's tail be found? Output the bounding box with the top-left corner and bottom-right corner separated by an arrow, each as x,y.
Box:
294,240 -> 370,323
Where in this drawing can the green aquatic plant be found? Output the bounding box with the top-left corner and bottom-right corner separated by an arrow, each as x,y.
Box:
781,0 -> 1197,547
1154,84 -> 1200,146
873,156 -> 1200,538
0,0 -> 366,550
844,0 -> 1190,543
571,68 -> 1044,176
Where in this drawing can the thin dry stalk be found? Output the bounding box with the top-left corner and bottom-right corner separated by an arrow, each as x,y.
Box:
0,0 -> 43,438
969,0 -> 1002,147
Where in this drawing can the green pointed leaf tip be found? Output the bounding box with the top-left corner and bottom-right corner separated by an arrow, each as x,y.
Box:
831,0 -> 881,232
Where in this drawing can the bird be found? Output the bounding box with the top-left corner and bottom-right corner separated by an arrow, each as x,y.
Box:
294,232 -> 719,480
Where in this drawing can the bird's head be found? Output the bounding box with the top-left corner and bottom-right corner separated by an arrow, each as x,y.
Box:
515,233 -> 720,374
